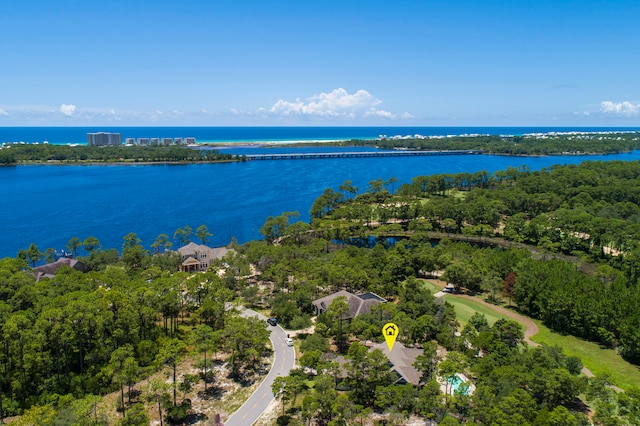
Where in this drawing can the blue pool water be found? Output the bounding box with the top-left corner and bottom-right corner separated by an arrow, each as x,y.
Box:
448,374 -> 470,395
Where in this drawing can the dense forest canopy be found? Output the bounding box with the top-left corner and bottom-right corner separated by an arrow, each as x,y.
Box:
307,160 -> 640,362
300,131 -> 640,155
0,144 -> 238,164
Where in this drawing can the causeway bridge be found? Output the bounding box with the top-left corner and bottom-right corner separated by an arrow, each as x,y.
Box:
242,149 -> 483,160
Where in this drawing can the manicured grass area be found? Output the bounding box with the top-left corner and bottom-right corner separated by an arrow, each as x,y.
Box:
420,279 -> 443,294
441,295 -> 512,327
436,291 -> 640,392
531,321 -> 640,392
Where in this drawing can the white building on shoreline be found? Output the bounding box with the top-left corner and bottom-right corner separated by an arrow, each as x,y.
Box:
87,132 -> 122,146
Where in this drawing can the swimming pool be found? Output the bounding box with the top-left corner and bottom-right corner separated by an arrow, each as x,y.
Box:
447,374 -> 470,395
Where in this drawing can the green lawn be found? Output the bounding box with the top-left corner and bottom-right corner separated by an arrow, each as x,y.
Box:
531,321 -> 640,391
420,279 -> 443,294
441,295 -> 512,327
433,291 -> 640,392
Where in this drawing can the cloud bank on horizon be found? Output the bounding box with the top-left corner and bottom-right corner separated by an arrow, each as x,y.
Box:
0,88 -> 415,125
0,92 -> 637,126
601,101 -> 640,117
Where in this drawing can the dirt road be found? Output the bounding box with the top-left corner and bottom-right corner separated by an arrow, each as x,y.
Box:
429,279 -> 604,381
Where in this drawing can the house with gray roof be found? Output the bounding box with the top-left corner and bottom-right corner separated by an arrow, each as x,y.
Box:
321,341 -> 424,388
311,290 -> 386,319
372,341 -> 423,386
33,257 -> 87,281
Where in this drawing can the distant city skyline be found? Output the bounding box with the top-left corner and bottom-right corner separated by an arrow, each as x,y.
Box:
1,0 -> 639,126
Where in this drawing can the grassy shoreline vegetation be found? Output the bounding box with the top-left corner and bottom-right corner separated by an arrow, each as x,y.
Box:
5,159 -> 640,424
1,131 -> 640,165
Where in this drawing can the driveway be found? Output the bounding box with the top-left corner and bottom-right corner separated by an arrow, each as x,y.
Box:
225,308 -> 296,425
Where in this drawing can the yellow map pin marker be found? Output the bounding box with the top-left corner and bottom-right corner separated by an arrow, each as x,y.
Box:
382,322 -> 399,352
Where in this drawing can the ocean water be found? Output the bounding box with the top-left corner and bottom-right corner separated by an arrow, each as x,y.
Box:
2,127 -> 640,259
2,126 -> 640,145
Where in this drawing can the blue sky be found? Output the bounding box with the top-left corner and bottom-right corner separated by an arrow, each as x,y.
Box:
1,0 -> 639,126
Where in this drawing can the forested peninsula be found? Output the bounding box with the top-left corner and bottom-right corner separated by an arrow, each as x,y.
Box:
0,145 -> 240,165
315,131 -> 640,155
4,159 -> 640,424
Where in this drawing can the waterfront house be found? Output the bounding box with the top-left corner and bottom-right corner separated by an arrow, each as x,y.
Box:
33,257 -> 87,281
178,242 -> 230,272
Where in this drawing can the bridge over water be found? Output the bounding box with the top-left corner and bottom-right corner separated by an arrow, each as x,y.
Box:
242,149 -> 483,160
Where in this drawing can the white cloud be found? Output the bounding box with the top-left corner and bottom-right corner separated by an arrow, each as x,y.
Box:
0,108 -> 8,116
59,104 -> 77,116
268,88 -> 386,118
364,108 -> 394,118
601,101 -> 640,116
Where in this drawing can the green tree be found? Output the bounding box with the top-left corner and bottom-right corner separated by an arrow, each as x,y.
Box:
346,342 -> 395,407
83,236 -> 101,253
151,233 -> 172,254
272,375 -> 292,416
339,179 -> 359,199
438,351 -> 467,395
178,374 -> 199,400
326,296 -> 351,351
145,379 -> 170,426
116,403 -> 149,426
70,394 -> 107,426
191,324 -> 215,392
173,226 -> 192,247
9,405 -> 56,426
109,344 -> 136,417
311,374 -> 338,424
260,212 -> 300,243
367,178 -> 384,193
196,224 -> 213,244
44,247 -> 57,263
413,341 -> 440,384
223,316 -> 270,377
545,405 -> 579,426
482,271 -> 503,303
156,338 -> 187,406
25,243 -> 43,267
443,259 -> 481,292
122,233 -> 147,269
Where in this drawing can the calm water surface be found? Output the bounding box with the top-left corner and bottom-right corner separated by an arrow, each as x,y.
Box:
2,148 -> 640,258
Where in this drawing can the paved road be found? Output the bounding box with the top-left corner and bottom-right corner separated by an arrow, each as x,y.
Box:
225,309 -> 296,426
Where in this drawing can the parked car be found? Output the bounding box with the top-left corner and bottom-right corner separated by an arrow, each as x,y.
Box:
267,317 -> 277,326
285,338 -> 293,346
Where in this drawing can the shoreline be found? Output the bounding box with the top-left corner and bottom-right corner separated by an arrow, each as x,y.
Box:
3,159 -> 241,166
2,148 -> 635,166
197,138 -> 358,148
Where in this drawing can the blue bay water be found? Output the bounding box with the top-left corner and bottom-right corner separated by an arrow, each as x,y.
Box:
1,127 -> 640,258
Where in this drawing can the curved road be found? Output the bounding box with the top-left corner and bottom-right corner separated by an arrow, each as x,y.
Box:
225,309 -> 296,426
